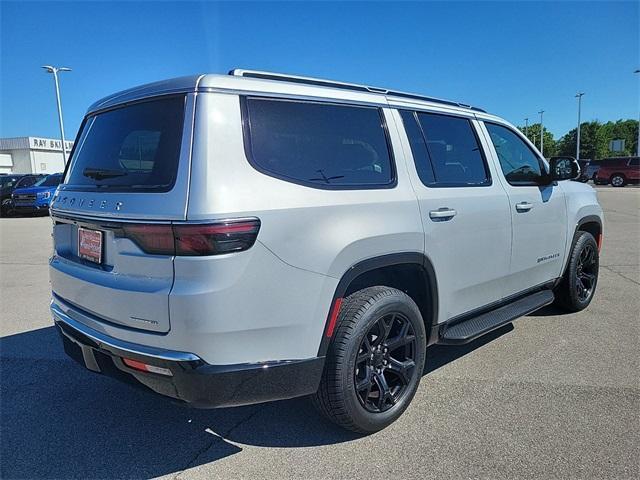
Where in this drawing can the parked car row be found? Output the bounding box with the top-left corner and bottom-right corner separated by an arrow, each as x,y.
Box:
592,156 -> 639,187
549,156 -> 639,187
0,172 -> 63,217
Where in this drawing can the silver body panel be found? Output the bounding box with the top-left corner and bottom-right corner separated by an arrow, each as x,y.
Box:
50,72 -> 603,366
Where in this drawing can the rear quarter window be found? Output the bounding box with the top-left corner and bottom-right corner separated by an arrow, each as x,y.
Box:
242,97 -> 395,189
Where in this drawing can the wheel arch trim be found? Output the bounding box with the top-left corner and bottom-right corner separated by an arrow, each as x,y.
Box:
558,214 -> 603,282
316,252 -> 439,356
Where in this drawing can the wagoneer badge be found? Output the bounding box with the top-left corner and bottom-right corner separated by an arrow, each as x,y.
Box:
53,195 -> 124,212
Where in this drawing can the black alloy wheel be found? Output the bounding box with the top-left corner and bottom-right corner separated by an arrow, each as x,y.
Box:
354,312 -> 417,413
575,243 -> 597,302
554,231 -> 599,312
312,286 -> 426,433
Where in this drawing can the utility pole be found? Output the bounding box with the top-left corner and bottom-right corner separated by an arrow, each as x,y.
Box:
575,93 -> 585,160
42,65 -> 71,164
538,110 -> 545,156
635,69 -> 639,156
524,117 -> 529,138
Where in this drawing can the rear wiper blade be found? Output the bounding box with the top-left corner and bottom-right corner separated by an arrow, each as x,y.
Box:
83,167 -> 128,180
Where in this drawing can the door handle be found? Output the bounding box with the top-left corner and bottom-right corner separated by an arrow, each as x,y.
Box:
515,201 -> 533,212
429,208 -> 457,220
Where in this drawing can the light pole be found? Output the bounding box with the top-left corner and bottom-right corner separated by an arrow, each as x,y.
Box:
575,93 -> 584,160
635,69 -> 639,156
524,117 -> 529,138
42,65 -> 71,164
538,110 -> 545,156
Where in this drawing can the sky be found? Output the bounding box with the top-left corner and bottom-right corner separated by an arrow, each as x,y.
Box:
1,0 -> 638,141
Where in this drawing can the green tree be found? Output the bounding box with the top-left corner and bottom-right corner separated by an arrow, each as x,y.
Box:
556,119 -> 638,160
517,123 -> 557,157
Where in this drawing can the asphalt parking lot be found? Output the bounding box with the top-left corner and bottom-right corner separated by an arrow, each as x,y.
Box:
0,186 -> 638,480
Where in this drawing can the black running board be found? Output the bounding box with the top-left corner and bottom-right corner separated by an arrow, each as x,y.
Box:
439,290 -> 555,345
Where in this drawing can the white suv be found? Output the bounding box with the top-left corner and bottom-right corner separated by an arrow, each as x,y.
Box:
50,70 -> 603,433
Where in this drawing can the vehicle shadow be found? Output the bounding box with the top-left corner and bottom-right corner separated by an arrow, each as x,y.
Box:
526,304 -> 566,317
0,324 -> 511,479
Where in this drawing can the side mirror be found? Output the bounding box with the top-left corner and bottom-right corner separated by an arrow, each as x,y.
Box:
549,157 -> 580,181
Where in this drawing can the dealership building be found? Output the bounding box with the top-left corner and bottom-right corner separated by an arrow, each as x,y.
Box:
0,137 -> 73,175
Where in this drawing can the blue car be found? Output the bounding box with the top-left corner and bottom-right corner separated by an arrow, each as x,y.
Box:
11,173 -> 63,215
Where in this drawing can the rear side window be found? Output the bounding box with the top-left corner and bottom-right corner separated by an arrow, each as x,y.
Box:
242,98 -> 395,189
65,95 -> 185,192
400,110 -> 490,187
628,158 -> 639,167
399,111 -> 435,184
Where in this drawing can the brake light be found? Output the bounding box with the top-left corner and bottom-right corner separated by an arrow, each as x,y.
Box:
121,218 -> 260,256
122,224 -> 175,255
174,221 -> 260,255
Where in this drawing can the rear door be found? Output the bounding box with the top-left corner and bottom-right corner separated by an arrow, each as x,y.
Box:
480,122 -> 567,296
396,109 -> 512,322
50,94 -> 194,333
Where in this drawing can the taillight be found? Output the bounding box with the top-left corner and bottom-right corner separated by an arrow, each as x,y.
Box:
174,220 -> 260,255
122,224 -> 175,255
121,218 -> 260,256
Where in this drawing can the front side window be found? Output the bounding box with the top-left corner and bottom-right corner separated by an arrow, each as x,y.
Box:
65,95 -> 185,192
400,110 -> 490,187
243,98 -> 395,189
485,123 -> 546,185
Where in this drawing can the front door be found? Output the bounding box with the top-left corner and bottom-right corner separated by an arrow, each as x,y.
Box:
481,122 -> 567,296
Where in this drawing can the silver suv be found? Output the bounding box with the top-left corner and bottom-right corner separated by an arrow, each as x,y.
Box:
50,70 -> 603,433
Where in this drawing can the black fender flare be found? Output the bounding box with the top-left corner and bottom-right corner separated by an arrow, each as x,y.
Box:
557,215 -> 603,284
316,252 -> 439,357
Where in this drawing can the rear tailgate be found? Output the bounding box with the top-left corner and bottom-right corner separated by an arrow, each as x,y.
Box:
50,216 -> 175,332
50,94 -> 195,333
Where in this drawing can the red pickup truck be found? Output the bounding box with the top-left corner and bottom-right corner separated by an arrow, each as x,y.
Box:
594,156 -> 640,187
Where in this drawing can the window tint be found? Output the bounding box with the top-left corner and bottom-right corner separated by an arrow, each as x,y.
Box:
485,123 -> 545,185
34,174 -> 62,187
628,158 -> 639,167
405,112 -> 490,187
16,176 -> 37,188
65,96 -> 185,192
243,98 -> 394,188
399,110 -> 435,184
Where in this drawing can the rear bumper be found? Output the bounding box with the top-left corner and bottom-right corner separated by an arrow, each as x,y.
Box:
52,303 -> 325,408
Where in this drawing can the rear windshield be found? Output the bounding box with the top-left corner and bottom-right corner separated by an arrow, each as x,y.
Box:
65,95 -> 185,192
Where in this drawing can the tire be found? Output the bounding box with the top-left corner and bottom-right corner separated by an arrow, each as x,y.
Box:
610,174 -> 626,187
554,231 -> 599,312
312,286 -> 426,434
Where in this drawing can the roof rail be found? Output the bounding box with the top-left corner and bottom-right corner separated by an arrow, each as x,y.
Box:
228,69 -> 485,113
